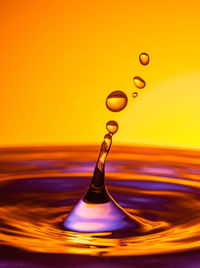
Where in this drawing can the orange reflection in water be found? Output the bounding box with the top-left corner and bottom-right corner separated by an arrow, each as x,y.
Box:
0,145 -> 200,256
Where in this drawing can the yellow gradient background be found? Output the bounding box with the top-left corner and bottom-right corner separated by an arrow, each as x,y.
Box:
1,0 -> 200,148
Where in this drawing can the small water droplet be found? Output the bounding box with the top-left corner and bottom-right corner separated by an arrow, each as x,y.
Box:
132,92 -> 138,98
106,120 -> 118,135
133,76 -> 146,89
139,52 -> 150,65
104,133 -> 112,148
106,91 -> 128,112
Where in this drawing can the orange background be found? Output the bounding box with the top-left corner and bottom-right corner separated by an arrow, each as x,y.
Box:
1,0 -> 200,149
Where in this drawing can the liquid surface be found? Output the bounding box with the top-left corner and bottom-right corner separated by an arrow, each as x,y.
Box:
0,145 -> 200,266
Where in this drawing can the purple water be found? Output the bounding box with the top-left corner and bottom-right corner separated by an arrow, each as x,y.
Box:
0,145 -> 200,267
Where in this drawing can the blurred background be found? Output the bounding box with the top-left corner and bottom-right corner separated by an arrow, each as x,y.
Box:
1,0 -> 200,149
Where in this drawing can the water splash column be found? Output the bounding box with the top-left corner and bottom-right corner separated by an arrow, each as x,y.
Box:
64,131 -> 138,232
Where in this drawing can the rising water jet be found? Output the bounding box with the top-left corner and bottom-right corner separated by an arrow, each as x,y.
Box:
64,53 -> 150,232
64,132 -> 140,232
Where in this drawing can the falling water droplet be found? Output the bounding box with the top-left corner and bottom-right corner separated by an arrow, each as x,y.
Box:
106,120 -> 118,135
133,76 -> 146,89
139,52 -> 150,65
132,92 -> 138,98
106,91 -> 128,112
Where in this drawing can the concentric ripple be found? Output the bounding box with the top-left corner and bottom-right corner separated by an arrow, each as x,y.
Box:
0,145 -> 200,256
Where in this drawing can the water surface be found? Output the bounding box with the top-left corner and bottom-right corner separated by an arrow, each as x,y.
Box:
0,145 -> 200,267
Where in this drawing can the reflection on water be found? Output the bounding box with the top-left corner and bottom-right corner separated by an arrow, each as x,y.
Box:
0,145 -> 200,266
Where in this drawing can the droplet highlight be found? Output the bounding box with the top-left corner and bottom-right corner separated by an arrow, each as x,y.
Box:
139,52 -> 150,65
132,92 -> 138,98
133,76 -> 146,89
106,91 -> 128,112
106,120 -> 118,135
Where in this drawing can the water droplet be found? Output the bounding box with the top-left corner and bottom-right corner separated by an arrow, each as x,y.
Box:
106,91 -> 128,112
132,92 -> 138,98
104,133 -> 112,148
133,76 -> 146,89
106,120 -> 118,135
139,52 -> 150,65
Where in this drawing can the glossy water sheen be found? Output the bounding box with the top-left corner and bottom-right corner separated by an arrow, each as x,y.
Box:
0,146 -> 200,266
